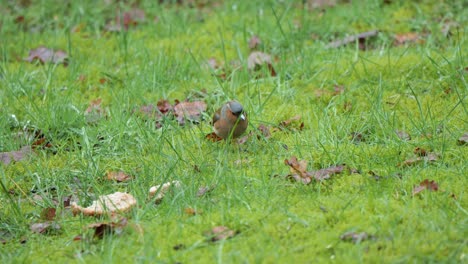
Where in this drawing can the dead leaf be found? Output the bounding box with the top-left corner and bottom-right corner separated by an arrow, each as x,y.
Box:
412,179 -> 439,196
340,231 -> 373,243
85,98 -> 105,123
174,101 -> 207,125
206,132 -> 223,142
204,226 -> 238,242
30,222 -> 61,234
457,133 -> 468,145
399,152 -> 438,167
306,0 -> 336,9
248,35 -> 261,50
413,147 -> 428,157
0,146 -> 33,166
71,192 -> 137,216
326,30 -> 379,50
197,185 -> 215,197
257,124 -> 271,139
25,46 -> 68,66
247,51 -> 277,77
184,207 -> 202,216
396,130 -> 411,141
105,8 -> 146,32
157,99 -> 173,114
284,156 -> 312,184
277,115 -> 303,131
310,165 -> 345,181
394,32 -> 424,46
149,181 -> 181,203
40,208 -> 56,221
206,57 -> 220,70
88,217 -> 128,239
106,171 -> 132,182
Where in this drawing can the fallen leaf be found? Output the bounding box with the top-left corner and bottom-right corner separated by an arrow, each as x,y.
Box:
105,8 -> 146,32
277,115 -> 303,131
457,132 -> 468,145
71,192 -> 137,216
149,181 -> 181,203
40,208 -> 56,221
197,185 -> 215,197
184,207 -> 202,216
284,156 -> 312,184
206,132 -> 223,142
394,32 -> 423,46
88,217 -> 128,239
0,146 -> 33,166
340,231 -> 373,243
173,101 -> 207,125
310,165 -> 345,181
85,98 -> 106,123
396,130 -> 411,141
257,124 -> 271,139
398,152 -> 439,167
326,30 -> 379,50
25,46 -> 68,66
413,147 -> 428,157
106,171 -> 132,182
206,57 -> 220,70
306,0 -> 336,9
157,99 -> 173,114
412,179 -> 439,196
204,226 -> 238,242
248,35 -> 261,50
30,222 -> 61,234
247,51 -> 277,77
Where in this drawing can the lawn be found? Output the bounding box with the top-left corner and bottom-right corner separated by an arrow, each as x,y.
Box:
0,0 -> 467,263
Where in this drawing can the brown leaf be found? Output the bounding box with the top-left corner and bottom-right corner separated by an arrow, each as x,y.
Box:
204,226 -> 238,242
206,57 -> 220,70
248,35 -> 261,50
236,134 -> 250,144
0,146 -> 33,166
106,171 -> 132,182
399,152 -> 438,167
257,124 -> 271,139
40,208 -> 56,221
310,165 -> 346,181
396,130 -> 411,141
71,192 -> 137,216
284,156 -> 311,184
197,185 -> 215,197
30,222 -> 61,234
278,115 -> 303,131
306,0 -> 337,9
149,181 -> 181,203
206,132 -> 223,142
85,98 -> 106,123
340,231 -> 373,243
394,32 -> 424,46
247,51 -> 277,77
412,179 -> 439,196
413,147 -> 428,157
457,132 -> 468,145
326,30 -> 379,50
174,101 -> 207,125
25,46 -> 68,66
88,217 -> 128,239
105,8 -> 146,32
157,99 -> 173,114
184,207 -> 202,216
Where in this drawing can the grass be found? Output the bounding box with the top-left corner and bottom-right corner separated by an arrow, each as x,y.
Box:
0,0 -> 467,263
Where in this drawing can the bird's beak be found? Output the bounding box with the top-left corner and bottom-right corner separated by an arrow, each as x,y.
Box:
239,114 -> 246,121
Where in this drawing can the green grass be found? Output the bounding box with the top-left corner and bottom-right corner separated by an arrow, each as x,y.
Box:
0,0 -> 467,263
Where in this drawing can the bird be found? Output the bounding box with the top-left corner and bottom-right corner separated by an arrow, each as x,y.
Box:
212,101 -> 248,139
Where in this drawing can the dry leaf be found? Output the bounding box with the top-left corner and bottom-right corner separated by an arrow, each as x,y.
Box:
174,101 -> 207,125
184,207 -> 202,216
71,192 -> 137,216
88,217 -> 128,239
284,156 -> 312,184
197,185 -> 215,197
25,46 -> 68,66
396,130 -> 411,141
340,231 -> 373,243
247,51 -> 277,77
105,8 -> 146,32
40,208 -> 56,221
310,165 -> 346,181
394,32 -> 423,46
412,179 -> 439,196
399,152 -> 438,167
457,133 -> 468,145
206,132 -> 223,142
0,146 -> 33,166
85,98 -> 105,123
326,30 -> 379,50
204,226 -> 238,242
248,35 -> 261,50
149,181 -> 181,203
106,171 -> 132,182
30,222 -> 61,234
257,124 -> 271,139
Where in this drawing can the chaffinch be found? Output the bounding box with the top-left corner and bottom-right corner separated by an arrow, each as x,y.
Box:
212,101 -> 248,139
